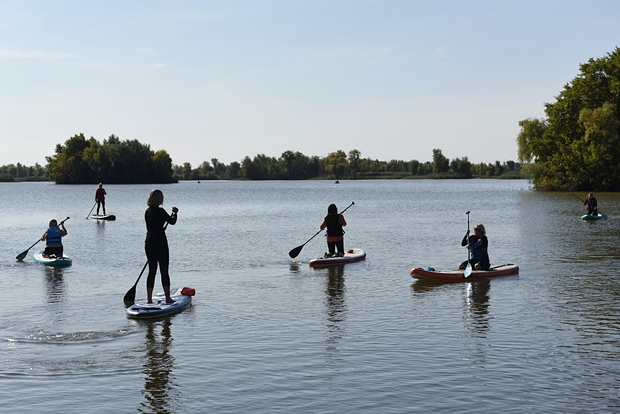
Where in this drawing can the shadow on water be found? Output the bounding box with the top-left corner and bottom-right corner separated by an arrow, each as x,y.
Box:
323,265 -> 347,362
138,318 -> 181,414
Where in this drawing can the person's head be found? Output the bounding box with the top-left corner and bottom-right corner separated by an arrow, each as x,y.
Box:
473,223 -> 486,236
48,219 -> 58,227
98,183 -> 103,188
147,189 -> 164,207
589,192 -> 594,198
328,204 -> 338,214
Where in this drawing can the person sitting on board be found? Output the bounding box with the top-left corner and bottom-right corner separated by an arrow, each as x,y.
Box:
41,219 -> 67,258
320,203 -> 347,258
458,223 -> 490,271
95,183 -> 107,216
145,189 -> 178,304
584,192 -> 598,216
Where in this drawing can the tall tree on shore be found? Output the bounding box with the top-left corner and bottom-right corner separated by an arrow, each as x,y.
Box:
517,48 -> 620,190
46,134 -> 177,184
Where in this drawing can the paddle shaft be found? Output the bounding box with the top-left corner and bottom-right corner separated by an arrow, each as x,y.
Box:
572,194 -> 585,203
86,202 -> 97,219
466,211 -> 470,261
464,211 -> 472,277
288,201 -> 355,258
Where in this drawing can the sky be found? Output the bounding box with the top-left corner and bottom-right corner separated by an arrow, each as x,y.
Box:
1,0 -> 619,167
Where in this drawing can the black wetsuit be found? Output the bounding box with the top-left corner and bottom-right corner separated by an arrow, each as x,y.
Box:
145,206 -> 177,289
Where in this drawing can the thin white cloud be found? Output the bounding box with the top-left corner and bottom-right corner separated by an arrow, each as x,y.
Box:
0,49 -> 75,59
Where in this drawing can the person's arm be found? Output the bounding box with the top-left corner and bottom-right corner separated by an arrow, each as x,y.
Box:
320,217 -> 327,230
41,231 -> 47,241
461,231 -> 469,247
339,215 -> 346,227
166,207 -> 178,225
60,222 -> 67,237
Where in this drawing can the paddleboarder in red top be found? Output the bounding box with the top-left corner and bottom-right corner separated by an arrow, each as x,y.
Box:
95,183 -> 107,216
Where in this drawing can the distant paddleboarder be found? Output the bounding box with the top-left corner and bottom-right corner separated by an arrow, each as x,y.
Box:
95,183 -> 107,216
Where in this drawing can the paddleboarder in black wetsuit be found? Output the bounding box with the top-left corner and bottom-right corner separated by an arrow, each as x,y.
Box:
144,189 -> 178,304
320,203 -> 347,258
459,223 -> 490,270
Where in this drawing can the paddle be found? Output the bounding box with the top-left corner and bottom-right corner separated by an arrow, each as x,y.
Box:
463,211 -> 472,278
572,194 -> 585,203
123,262 -> 148,305
86,202 -> 96,219
16,217 -> 70,261
288,201 -> 355,259
123,222 -> 170,304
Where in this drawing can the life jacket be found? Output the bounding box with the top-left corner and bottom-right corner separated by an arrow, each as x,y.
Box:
587,197 -> 597,208
46,226 -> 62,246
326,214 -> 344,237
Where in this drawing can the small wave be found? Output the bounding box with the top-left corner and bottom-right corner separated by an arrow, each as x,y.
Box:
9,327 -> 139,345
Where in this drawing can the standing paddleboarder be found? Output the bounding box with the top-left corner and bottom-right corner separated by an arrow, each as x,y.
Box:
95,183 -> 107,216
144,189 -> 178,304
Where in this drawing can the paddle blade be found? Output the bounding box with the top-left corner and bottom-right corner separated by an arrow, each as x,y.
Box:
123,285 -> 137,305
464,262 -> 472,278
288,245 -> 303,259
15,250 -> 28,261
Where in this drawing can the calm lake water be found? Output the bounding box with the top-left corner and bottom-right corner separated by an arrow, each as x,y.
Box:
1,179 -> 620,413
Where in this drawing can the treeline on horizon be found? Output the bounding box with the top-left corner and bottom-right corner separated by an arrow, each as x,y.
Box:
0,138 -> 524,183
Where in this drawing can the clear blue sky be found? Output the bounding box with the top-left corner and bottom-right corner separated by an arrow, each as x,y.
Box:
1,0 -> 618,167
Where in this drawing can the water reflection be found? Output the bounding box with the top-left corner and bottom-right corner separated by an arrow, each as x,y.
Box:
138,319 -> 179,414
44,266 -> 66,303
463,280 -> 491,334
323,266 -> 347,361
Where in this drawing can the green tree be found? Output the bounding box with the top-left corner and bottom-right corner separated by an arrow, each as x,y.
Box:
432,149 -> 449,173
324,150 -> 348,179
517,48 -> 620,190
46,134 -> 176,184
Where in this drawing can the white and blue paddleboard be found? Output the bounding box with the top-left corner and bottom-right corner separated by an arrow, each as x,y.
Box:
126,288 -> 193,319
581,212 -> 606,220
33,249 -> 73,267
308,248 -> 366,268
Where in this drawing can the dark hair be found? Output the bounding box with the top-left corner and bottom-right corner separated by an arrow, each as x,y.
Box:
328,204 -> 337,214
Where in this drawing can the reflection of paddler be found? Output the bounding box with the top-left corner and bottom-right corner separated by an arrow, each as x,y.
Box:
142,319 -> 176,412
95,183 -> 107,215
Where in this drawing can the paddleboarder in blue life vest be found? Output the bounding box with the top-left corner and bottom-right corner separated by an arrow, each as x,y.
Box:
145,189 -> 178,304
584,192 -> 598,216
320,203 -> 347,258
459,223 -> 490,270
41,219 -> 67,258
95,183 -> 107,215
